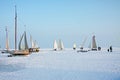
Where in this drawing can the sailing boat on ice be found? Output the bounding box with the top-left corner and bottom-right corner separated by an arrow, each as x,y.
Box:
53,39 -> 64,51
8,6 -> 30,56
91,35 -> 97,51
77,36 -> 88,52
58,39 -> 64,50
8,31 -> 30,56
88,35 -> 97,51
77,35 -> 98,52
73,43 -> 76,50
80,36 -> 88,50
53,40 -> 58,51
29,35 -> 39,52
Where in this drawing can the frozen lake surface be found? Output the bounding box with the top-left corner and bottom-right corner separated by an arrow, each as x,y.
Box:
0,48 -> 120,80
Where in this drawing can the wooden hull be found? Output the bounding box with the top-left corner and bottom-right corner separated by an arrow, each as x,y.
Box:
29,48 -> 39,52
8,50 -> 30,55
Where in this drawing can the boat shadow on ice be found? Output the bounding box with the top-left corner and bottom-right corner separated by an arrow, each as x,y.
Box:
0,63 -> 26,72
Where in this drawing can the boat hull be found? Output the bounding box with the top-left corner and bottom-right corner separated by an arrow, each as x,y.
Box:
8,50 -> 30,55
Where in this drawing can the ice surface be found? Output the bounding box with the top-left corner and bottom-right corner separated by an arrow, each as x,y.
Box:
0,48 -> 120,80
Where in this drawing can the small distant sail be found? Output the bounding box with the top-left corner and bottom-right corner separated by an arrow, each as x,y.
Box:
73,43 -> 76,50
30,35 -> 39,48
54,39 -> 64,51
30,35 -> 34,48
34,40 -> 38,48
57,40 -> 60,50
58,39 -> 64,50
29,35 -> 39,52
91,35 -> 97,50
80,36 -> 88,50
53,40 -> 58,51
19,31 -> 29,50
61,41 -> 64,50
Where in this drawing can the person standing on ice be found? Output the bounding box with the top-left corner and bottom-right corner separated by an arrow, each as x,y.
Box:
110,46 -> 112,52
107,49 -> 109,52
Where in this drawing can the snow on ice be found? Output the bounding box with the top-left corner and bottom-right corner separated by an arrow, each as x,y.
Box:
0,48 -> 120,80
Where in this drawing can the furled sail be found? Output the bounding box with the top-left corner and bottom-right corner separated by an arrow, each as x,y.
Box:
5,27 -> 9,50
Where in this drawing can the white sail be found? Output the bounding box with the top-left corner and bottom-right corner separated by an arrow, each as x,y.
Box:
30,36 -> 38,48
34,40 -> 38,48
73,43 -> 76,50
58,39 -> 64,50
29,35 -> 39,52
53,40 -> 58,50
57,40 -> 60,50
30,35 -> 35,48
30,35 -> 38,48
80,36 -> 88,49
61,41 -> 64,50
91,35 -> 97,50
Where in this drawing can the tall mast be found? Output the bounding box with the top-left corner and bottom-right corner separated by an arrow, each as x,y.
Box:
15,5 -> 17,50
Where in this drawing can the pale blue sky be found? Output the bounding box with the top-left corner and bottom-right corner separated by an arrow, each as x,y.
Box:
0,0 -> 120,48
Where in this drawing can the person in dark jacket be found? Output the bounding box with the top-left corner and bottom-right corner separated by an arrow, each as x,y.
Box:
107,49 -> 109,52
110,46 -> 112,52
